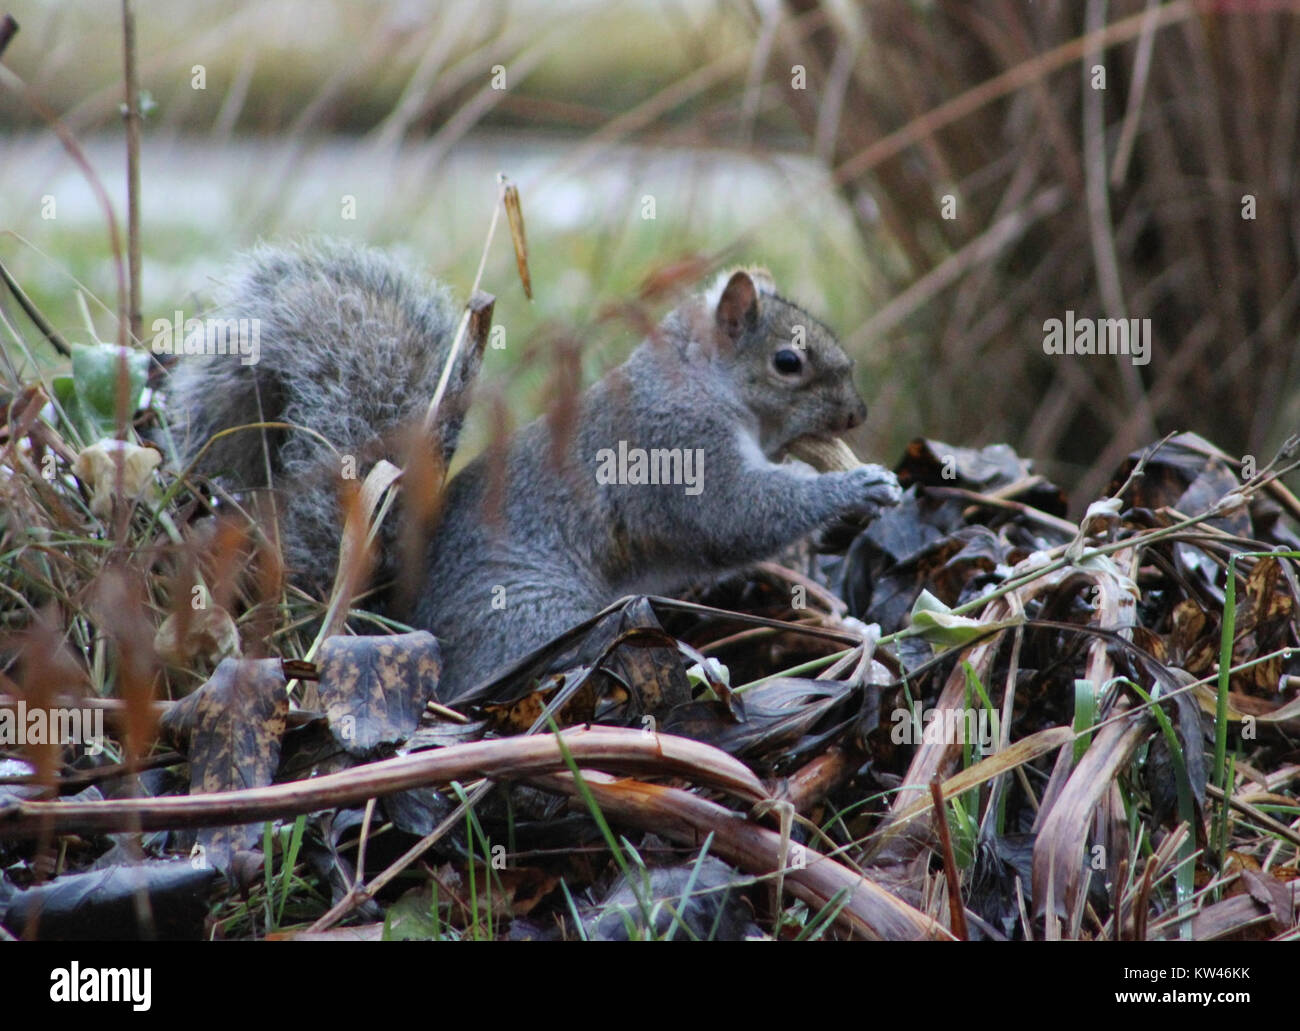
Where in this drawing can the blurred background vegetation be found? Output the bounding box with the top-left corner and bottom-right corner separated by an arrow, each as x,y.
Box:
2,0 -> 1298,504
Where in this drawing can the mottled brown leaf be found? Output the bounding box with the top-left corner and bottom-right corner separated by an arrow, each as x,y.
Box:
317,631 -> 441,756
159,658 -> 288,871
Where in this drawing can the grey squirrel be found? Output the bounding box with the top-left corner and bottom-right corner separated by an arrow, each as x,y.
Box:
169,239 -> 901,701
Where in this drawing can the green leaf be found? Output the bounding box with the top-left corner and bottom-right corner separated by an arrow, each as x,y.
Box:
1072,679 -> 1096,764
907,589 -> 1023,647
66,342 -> 149,439
52,374 -> 94,446
384,888 -> 447,941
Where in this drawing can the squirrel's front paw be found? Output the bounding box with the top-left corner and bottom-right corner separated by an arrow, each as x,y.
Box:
845,464 -> 902,515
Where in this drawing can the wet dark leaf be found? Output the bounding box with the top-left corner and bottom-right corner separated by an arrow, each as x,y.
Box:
663,676 -> 857,765
586,856 -> 759,941
2,860 -> 217,940
1113,432 -> 1249,537
475,597 -> 690,729
1143,674 -> 1208,842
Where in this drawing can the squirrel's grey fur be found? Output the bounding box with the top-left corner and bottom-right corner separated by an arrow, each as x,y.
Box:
170,238 -> 900,701
169,239 -> 468,579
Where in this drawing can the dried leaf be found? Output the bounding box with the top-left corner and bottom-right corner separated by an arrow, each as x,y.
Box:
159,658 -> 288,871
502,178 -> 531,299
71,438 -> 161,517
316,632 -> 441,757
154,605 -> 240,666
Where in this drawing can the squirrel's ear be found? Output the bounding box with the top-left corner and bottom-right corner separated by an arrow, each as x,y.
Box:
715,271 -> 760,343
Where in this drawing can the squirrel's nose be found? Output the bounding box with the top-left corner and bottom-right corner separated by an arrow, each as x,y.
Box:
843,400 -> 867,431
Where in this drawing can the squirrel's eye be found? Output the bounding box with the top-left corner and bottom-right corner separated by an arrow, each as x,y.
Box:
773,348 -> 803,375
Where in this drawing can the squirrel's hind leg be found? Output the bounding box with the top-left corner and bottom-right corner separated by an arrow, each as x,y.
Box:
428,576 -> 607,703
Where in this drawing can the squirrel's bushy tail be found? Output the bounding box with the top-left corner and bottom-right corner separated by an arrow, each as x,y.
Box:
168,238 -> 471,586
